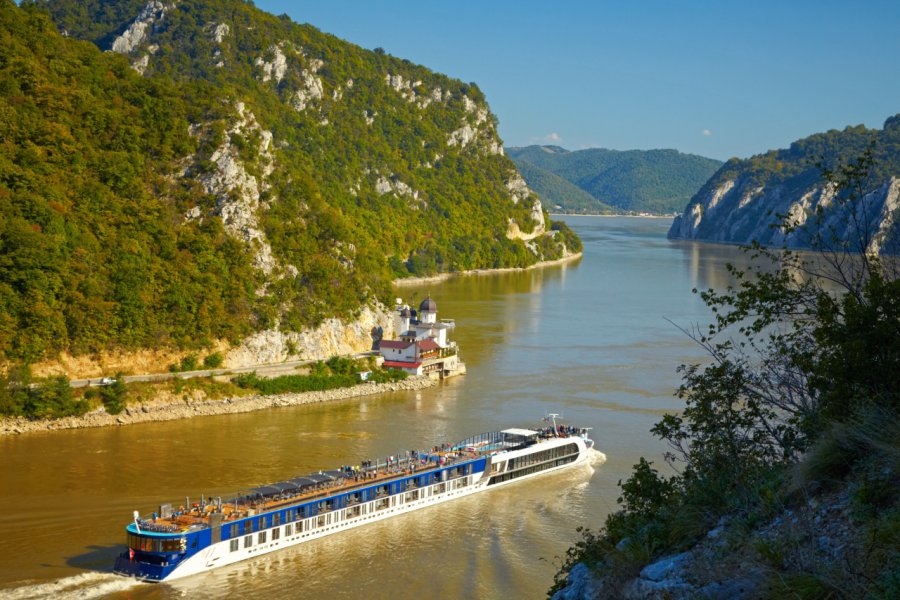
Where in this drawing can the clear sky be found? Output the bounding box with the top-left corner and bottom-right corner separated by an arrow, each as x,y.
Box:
255,0 -> 900,161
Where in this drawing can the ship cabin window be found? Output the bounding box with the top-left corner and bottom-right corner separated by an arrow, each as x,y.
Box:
127,534 -> 185,553
284,524 -> 293,536
229,524 -> 239,539
248,519 -> 256,533
272,528 -> 280,541
317,516 -> 326,528
244,535 -> 252,548
285,509 -> 296,522
273,513 -> 281,526
347,493 -> 359,505
258,531 -> 266,544
230,539 -> 239,552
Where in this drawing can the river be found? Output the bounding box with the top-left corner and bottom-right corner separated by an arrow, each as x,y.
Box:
0,216 -> 754,600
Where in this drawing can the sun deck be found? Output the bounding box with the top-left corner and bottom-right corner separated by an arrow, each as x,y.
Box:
134,425 -> 587,534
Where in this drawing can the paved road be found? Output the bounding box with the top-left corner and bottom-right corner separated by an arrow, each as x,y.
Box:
70,352 -> 378,388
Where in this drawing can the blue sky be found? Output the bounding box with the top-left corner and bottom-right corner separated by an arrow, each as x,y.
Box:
256,1 -> 900,161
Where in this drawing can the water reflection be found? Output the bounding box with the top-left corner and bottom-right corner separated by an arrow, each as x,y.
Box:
2,216 -> 771,600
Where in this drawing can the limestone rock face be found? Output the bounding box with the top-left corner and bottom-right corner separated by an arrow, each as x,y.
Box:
110,0 -> 168,54
505,173 -> 547,242
255,44 -> 288,83
224,305 -> 395,367
194,102 -> 278,275
670,176 -> 900,255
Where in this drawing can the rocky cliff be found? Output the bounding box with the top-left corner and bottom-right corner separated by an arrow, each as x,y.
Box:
669,115 -> 900,254
1,1 -> 579,367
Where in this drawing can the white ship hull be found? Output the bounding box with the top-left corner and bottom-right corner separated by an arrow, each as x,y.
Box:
166,436 -> 592,581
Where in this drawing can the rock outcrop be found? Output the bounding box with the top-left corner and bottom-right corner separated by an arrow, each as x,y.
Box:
224,305 -> 395,367
669,115 -> 900,254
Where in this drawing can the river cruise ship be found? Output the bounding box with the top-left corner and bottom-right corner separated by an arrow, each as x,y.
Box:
114,416 -> 595,581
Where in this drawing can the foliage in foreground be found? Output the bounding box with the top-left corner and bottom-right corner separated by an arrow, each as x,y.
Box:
551,156 -> 900,597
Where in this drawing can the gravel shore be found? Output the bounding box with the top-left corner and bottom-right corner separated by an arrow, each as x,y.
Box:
0,377 -> 439,436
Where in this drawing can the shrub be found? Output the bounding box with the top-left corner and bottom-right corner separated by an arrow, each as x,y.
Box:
99,374 -> 128,415
179,354 -> 199,372
202,352 -> 224,369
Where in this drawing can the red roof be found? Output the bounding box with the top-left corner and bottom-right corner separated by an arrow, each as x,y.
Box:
382,360 -> 422,369
380,340 -> 413,349
416,338 -> 440,351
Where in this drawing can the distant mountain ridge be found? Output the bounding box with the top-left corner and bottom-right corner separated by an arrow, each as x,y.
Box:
507,145 -> 722,214
669,115 -> 900,255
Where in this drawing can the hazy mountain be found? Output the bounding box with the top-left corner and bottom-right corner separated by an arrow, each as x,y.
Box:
507,145 -> 722,214
513,160 -> 615,214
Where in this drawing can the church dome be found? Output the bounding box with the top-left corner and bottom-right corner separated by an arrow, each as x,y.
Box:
419,296 -> 437,313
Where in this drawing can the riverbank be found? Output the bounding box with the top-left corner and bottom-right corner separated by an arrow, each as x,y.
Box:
392,251 -> 583,287
0,376 -> 439,436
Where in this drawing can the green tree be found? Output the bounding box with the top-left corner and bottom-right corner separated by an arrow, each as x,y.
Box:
100,373 -> 128,415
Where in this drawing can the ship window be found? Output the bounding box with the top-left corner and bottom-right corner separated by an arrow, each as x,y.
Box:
244,535 -> 252,548
272,528 -> 280,541
273,513 -> 281,526
284,524 -> 292,536
258,531 -> 266,544
248,519 -> 256,533
161,538 -> 184,552
230,539 -> 239,552
229,524 -> 238,539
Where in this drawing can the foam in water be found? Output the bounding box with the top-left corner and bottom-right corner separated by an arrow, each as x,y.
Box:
0,572 -> 142,600
589,449 -> 608,466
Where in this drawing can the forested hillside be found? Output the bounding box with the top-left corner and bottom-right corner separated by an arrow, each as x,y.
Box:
512,160 -> 615,214
669,116 -> 900,254
0,0 -> 579,364
507,145 -> 722,214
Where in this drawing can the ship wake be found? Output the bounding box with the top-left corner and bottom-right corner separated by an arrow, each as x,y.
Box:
0,572 -> 142,600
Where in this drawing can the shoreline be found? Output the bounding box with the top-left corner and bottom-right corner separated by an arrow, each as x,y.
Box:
0,377 -> 439,436
392,251 -> 583,287
550,212 -> 676,219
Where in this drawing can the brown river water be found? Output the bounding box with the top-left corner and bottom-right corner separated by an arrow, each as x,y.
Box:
0,216 -> 751,600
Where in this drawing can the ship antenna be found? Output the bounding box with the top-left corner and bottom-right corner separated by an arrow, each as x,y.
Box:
548,413 -> 560,437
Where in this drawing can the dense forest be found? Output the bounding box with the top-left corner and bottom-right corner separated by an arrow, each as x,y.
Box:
0,0 -> 580,364
510,159 -> 615,214
507,145 -> 722,214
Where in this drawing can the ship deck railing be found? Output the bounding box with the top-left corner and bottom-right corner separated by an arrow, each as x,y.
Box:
140,449 -> 485,532
137,429 -> 587,533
